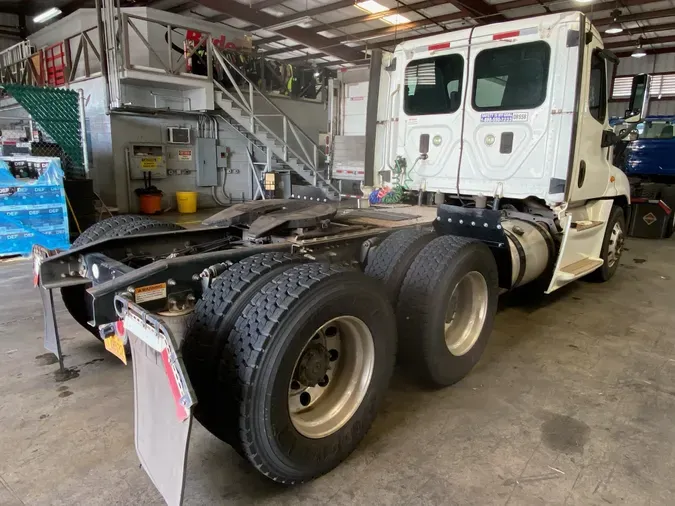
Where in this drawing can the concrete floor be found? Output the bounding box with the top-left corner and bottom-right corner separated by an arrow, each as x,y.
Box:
2,237 -> 675,506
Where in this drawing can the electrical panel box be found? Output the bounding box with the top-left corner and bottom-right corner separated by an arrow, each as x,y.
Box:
216,146 -> 229,168
129,143 -> 167,180
195,137 -> 217,187
167,127 -> 191,144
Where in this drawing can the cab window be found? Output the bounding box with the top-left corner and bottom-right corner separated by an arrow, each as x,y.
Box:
472,41 -> 550,111
404,54 -> 464,116
589,50 -> 607,123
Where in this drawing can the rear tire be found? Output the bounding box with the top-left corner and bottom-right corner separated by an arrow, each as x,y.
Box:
62,217 -> 185,338
71,215 -> 152,247
364,228 -> 435,303
216,263 -> 396,483
182,252 -> 306,439
397,235 -> 499,387
588,205 -> 625,282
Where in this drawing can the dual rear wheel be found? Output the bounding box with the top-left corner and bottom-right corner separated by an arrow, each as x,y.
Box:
182,259 -> 396,484
367,230 -> 499,387
182,230 -> 500,484
61,215 -> 185,337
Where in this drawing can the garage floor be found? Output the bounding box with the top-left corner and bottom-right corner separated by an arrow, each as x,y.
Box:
2,237 -> 675,506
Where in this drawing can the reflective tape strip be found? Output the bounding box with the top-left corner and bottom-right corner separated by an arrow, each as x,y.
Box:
428,42 -> 451,51
493,27 -> 537,40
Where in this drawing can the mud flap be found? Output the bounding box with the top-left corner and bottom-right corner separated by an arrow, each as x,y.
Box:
33,245 -> 65,370
115,296 -> 196,506
39,284 -> 64,369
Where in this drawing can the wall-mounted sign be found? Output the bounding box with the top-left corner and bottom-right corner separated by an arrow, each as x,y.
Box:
140,157 -> 162,169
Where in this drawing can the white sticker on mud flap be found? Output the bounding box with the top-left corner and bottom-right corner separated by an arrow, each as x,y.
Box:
134,283 -> 167,303
480,112 -> 529,123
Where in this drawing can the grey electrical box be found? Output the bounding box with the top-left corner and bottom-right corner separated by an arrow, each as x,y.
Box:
128,143 -> 167,180
195,137 -> 217,187
216,146 -> 229,168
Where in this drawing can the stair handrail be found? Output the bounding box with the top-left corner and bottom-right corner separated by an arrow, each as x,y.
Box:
210,40 -> 339,197
209,40 -> 325,170
214,80 -> 340,197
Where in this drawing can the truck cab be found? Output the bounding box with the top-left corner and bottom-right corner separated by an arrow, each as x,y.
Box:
381,11 -> 632,292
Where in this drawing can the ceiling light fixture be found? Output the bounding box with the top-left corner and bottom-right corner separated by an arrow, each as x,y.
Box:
632,39 -> 647,58
605,10 -> 623,35
33,7 -> 62,24
574,0 -> 594,3
266,16 -> 313,31
382,13 -> 410,25
355,1 -> 389,14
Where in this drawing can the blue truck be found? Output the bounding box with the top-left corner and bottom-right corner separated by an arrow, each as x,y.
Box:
613,116 -> 675,238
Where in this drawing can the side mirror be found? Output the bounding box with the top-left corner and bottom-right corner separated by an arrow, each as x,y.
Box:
601,130 -> 620,148
625,74 -> 651,124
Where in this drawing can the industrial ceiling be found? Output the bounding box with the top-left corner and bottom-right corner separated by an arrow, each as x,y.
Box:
8,0 -> 675,66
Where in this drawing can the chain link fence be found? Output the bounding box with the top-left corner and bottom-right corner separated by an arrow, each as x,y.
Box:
0,85 -> 87,180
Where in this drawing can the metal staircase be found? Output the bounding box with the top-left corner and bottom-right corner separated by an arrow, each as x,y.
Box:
210,41 -> 340,201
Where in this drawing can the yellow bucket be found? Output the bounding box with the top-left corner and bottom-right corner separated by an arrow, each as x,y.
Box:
176,191 -> 197,214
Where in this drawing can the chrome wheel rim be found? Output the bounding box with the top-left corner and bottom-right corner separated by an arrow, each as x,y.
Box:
607,221 -> 624,268
289,316 -> 375,439
444,271 -> 489,356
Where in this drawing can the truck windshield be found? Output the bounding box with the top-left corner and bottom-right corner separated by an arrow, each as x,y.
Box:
637,121 -> 674,139
472,41 -> 550,111
404,54 -> 464,116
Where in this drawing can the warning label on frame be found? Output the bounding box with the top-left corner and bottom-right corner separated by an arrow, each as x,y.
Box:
480,112 -> 529,123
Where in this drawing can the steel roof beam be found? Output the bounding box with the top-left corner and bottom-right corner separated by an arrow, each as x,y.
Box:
207,0 -> 290,23
193,0 -> 364,61
256,0 -> 463,47
262,10 -> 466,57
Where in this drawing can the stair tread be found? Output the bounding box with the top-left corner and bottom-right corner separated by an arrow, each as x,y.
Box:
560,257 -> 604,277
573,220 -> 605,232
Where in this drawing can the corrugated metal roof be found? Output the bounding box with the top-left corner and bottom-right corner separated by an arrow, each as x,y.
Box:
175,0 -> 675,63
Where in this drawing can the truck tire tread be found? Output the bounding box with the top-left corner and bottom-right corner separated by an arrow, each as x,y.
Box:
62,218 -> 184,338
364,228 -> 435,302
182,252 -> 305,438
71,215 -> 153,247
221,263 -> 396,484
111,220 -> 185,237
397,235 -> 499,386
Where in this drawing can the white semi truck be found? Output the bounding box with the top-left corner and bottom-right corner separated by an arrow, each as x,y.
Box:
34,10 -> 647,505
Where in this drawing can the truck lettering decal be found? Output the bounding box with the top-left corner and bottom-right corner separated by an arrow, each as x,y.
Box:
480,112 -> 529,123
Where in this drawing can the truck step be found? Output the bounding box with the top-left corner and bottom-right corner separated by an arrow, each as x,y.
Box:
572,220 -> 605,232
559,257 -> 604,280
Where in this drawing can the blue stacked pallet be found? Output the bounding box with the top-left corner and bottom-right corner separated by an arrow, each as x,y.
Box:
0,159 -> 70,256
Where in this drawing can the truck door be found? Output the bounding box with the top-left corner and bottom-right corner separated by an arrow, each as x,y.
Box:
397,36 -> 469,192
565,24 -> 613,203
546,21 -> 618,292
458,19 -> 574,200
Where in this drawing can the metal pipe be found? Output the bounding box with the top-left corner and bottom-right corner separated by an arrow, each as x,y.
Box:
78,89 -> 91,178
212,116 -> 219,140
95,0 -> 110,114
116,0 -> 124,68
364,49 -> 382,188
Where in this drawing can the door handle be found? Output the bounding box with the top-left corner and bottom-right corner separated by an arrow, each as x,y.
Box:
578,160 -> 586,188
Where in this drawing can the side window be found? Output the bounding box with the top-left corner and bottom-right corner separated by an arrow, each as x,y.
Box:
472,41 -> 550,111
404,54 -> 464,116
589,50 -> 607,124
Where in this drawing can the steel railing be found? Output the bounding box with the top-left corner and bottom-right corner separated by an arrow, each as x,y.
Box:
209,40 -> 338,196
120,13 -> 212,80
